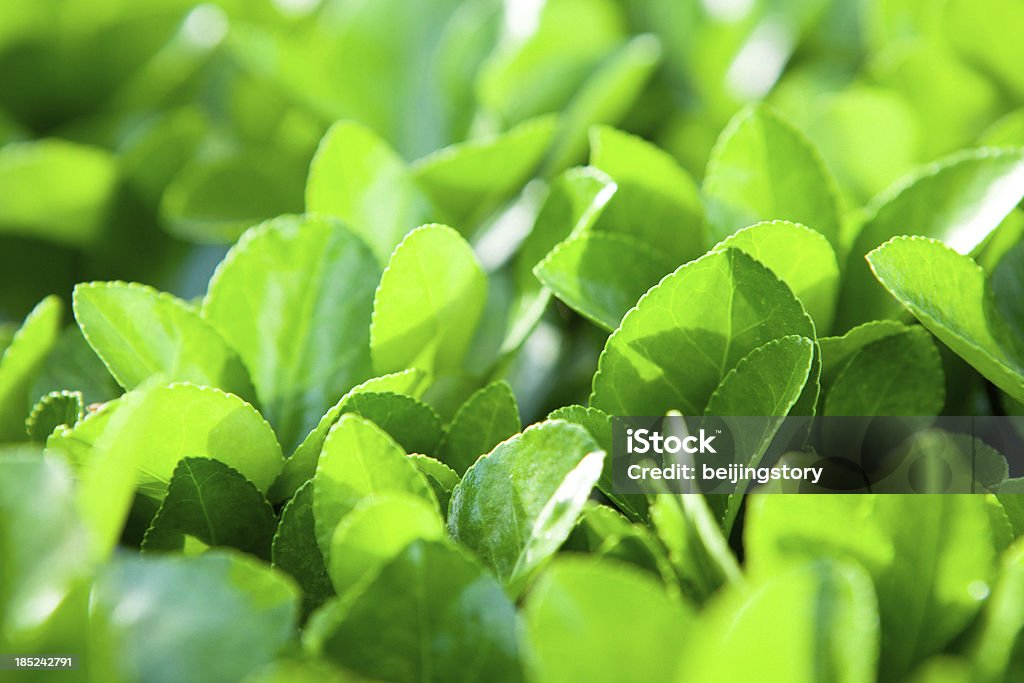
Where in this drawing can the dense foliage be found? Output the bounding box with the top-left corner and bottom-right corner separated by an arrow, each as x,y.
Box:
2,0 -> 1024,681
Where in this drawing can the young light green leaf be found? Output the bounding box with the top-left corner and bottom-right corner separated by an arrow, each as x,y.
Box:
271,481 -> 334,620
819,320 -> 913,390
590,249 -> 815,416
411,115 -> 558,231
969,538 -> 1024,683
312,415 -> 437,556
746,495 -> 995,679
142,457 -> 277,560
306,540 -> 521,683
270,370 -> 427,503
713,220 -> 840,333
523,557 -> 692,683
839,149 -> 1024,329
703,104 -> 842,250
678,560 -> 877,683
203,215 -> 381,451
306,121 -> 431,263
407,454 -> 460,511
535,231 -> 676,331
48,383 -> 284,502
447,420 -> 604,591
0,139 -> 117,247
650,494 -> 741,603
25,389 -> 83,441
823,327 -> 944,416
545,34 -> 662,174
74,281 -> 254,399
91,552 -> 299,683
438,380 -> 520,474
327,493 -> 444,596
370,224 -> 486,376
589,125 -> 704,263
867,236 -> 1024,403
0,296 -> 62,442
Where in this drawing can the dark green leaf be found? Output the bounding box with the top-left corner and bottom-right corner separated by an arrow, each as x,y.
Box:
272,481 -> 334,620
438,380 -> 520,474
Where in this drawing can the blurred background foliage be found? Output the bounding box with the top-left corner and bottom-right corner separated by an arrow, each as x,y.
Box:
1,0 -> 1023,417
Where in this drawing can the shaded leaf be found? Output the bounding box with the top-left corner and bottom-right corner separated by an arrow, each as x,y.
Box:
438,380 -> 520,474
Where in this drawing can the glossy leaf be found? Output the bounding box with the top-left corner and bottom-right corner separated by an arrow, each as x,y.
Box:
306,540 -> 521,683
203,215 -> 381,451
703,104 -> 841,250
713,220 -> 839,333
311,415 -> 436,556
438,380 -> 520,474
590,248 -> 815,416
867,237 -> 1024,403
74,281 -> 254,399
448,420 -> 603,590
306,121 -> 430,263
535,231 -> 676,331
370,224 -> 486,376
839,149 -> 1024,330
142,457 -> 277,560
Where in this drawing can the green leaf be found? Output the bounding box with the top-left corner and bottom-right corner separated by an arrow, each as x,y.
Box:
650,494 -> 741,603
306,121 -> 431,264
203,215 -> 381,451
535,231 -> 676,331
74,281 -> 254,399
25,389 -> 82,441
438,380 -> 520,474
703,336 -> 815,531
589,125 -> 704,263
90,552 -> 299,683
272,481 -> 334,620
370,224 -> 486,376
867,237 -> 1024,404
546,404 -> 647,521
142,457 -> 277,560
969,538 -> 1024,682
565,503 -> 674,585
980,109 -> 1024,147
340,391 -> 443,456
545,34 -> 662,174
839,149 -> 1024,330
522,557 -> 692,683
407,454 -> 460,512
990,240 -> 1024,335
505,166 -> 616,353
746,495 -> 995,679
327,493 -> 444,596
161,149 -> 306,244
712,220 -> 840,334
703,104 -> 842,250
819,320 -> 914,390
0,296 -> 62,442
48,383 -> 284,502
306,540 -> 521,683
590,248 -> 815,416
679,560 -> 878,683
270,370 -> 427,503
448,420 -> 603,591
0,139 -> 117,247
411,115 -> 558,231
0,451 -> 90,644
312,415 -> 437,557
823,326 -> 944,416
